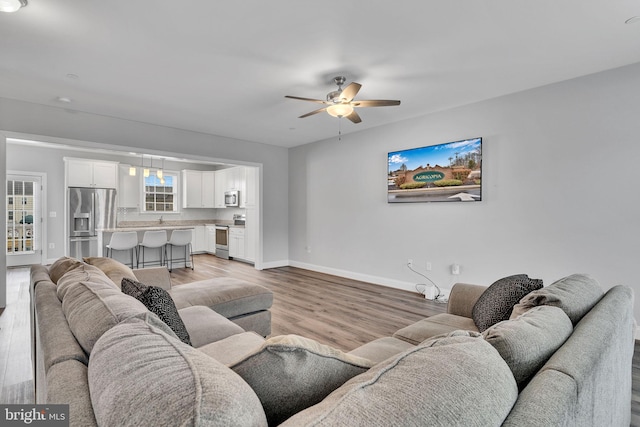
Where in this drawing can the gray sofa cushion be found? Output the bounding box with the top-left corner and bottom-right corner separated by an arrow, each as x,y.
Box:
472,274 -> 543,332
83,256 -> 137,288
177,305 -> 245,348
57,267 -> 150,354
121,277 -> 192,345
348,337 -> 415,364
48,256 -> 86,284
46,359 -> 98,427
88,314 -> 267,427
483,305 -> 573,389
230,334 -> 374,426
510,273 -> 604,325
281,335 -> 518,427
198,331 -> 266,365
169,277 -> 273,318
393,313 -> 478,344
35,282 -> 89,371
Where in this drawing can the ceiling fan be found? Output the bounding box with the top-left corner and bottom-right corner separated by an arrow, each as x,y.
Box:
285,76 -> 401,123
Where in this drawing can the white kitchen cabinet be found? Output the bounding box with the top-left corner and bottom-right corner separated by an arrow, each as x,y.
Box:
229,227 -> 245,260
206,225 -> 216,254
190,225 -> 207,253
182,170 -> 215,208
202,171 -> 215,208
66,158 -> 118,188
214,169 -> 227,208
118,164 -> 140,208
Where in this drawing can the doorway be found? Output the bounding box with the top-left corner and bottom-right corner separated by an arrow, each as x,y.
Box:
6,173 -> 44,266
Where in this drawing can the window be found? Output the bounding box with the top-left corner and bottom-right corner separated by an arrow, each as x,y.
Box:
143,171 -> 178,212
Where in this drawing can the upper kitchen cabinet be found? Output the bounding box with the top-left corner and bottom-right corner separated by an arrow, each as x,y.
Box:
214,169 -> 227,208
118,164 -> 140,208
217,166 -> 248,207
66,158 -> 118,188
182,170 -> 215,208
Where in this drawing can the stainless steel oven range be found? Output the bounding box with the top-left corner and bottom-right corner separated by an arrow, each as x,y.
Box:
215,225 -> 230,259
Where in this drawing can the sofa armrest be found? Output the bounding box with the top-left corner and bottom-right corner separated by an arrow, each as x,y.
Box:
133,267 -> 172,290
447,283 -> 487,317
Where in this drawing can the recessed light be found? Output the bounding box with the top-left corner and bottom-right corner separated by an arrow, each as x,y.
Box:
56,97 -> 72,103
625,16 -> 640,24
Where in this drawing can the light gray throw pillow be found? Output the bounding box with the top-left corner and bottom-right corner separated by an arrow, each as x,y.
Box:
230,334 -> 374,426
281,335 -> 518,427
510,273 -> 604,325
88,314 -> 268,427
484,305 -> 573,389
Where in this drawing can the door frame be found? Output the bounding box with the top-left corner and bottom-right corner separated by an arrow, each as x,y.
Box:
6,171 -> 47,266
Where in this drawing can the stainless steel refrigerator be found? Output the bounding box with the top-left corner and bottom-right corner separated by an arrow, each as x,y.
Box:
68,187 -> 117,258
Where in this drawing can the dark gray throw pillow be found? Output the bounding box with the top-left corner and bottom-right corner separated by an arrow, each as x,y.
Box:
121,278 -> 192,345
472,274 -> 543,332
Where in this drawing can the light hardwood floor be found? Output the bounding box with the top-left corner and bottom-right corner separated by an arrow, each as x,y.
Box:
1,254 -> 638,426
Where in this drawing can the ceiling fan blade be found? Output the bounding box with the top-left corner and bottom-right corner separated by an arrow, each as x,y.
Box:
339,82 -> 362,102
345,110 -> 362,123
285,95 -> 330,104
299,107 -> 328,118
352,100 -> 401,107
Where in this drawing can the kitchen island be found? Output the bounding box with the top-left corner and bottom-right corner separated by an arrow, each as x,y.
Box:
97,220 -> 232,266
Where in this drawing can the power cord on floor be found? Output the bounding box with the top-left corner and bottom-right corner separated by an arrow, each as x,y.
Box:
407,263 -> 447,303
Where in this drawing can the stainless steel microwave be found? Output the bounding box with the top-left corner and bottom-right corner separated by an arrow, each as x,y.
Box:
224,190 -> 239,207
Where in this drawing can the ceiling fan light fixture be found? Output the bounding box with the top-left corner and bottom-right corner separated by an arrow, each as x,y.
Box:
0,0 -> 27,13
326,104 -> 354,118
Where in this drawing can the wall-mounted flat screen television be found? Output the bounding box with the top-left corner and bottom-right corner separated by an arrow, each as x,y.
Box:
388,137 -> 482,203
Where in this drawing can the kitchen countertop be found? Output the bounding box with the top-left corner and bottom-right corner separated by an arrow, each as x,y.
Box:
100,219 -> 235,233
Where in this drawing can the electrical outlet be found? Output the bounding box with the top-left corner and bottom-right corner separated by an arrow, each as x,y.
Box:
451,264 -> 460,275
426,261 -> 432,271
407,258 -> 413,267
48,243 -> 55,249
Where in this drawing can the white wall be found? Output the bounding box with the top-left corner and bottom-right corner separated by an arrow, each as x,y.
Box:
289,62 -> 640,320
0,98 -> 290,268
0,134 -> 6,307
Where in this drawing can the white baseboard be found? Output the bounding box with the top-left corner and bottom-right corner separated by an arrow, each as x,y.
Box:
288,260 -> 451,297
259,259 -> 290,270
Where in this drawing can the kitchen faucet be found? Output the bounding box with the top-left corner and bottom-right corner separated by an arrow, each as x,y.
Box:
159,215 -> 164,224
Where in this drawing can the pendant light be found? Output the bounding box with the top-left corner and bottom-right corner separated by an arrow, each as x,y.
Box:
156,158 -> 164,179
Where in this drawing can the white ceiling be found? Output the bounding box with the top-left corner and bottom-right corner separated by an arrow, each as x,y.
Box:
1,1 -> 640,148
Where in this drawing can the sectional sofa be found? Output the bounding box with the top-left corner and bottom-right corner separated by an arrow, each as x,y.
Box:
31,257 -> 635,426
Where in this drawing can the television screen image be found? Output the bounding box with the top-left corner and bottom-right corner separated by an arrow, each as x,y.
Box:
388,137 -> 482,203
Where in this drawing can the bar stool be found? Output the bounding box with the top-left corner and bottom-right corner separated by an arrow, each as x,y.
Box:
167,229 -> 194,272
137,230 -> 168,268
105,231 -> 139,268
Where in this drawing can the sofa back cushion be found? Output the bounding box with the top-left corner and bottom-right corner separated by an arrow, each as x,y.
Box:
510,274 -> 604,325
57,266 -> 151,354
483,305 -> 573,389
49,256 -> 86,284
88,315 -> 267,427
281,335 -> 518,427
230,334 -> 374,426
83,256 -> 137,289
472,274 -> 543,332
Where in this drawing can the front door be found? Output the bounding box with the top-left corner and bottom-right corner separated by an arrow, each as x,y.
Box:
6,173 -> 44,266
